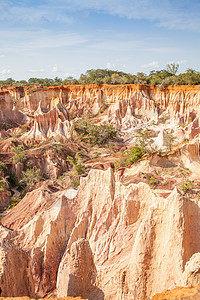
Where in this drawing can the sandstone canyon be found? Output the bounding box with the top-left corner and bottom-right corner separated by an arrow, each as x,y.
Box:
0,84 -> 200,300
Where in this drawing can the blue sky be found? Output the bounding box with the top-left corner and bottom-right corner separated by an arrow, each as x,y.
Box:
0,0 -> 199,80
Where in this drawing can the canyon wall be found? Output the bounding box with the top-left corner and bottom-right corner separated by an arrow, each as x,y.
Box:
1,84 -> 200,120
2,168 -> 200,299
1,84 -> 200,299
0,84 -> 200,139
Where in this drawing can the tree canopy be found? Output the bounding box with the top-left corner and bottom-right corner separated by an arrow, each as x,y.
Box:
0,64 -> 200,87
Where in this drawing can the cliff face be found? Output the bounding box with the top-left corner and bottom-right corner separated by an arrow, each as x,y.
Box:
1,84 -> 200,299
1,84 -> 200,136
0,90 -> 26,130
2,168 -> 200,299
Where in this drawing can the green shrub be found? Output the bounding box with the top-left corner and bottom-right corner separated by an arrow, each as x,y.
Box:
74,120 -> 117,146
53,144 -> 63,154
8,172 -> 18,186
20,166 -> 43,190
11,145 -> 26,163
182,179 -> 194,194
116,145 -> 146,168
179,168 -> 191,180
0,161 -> 7,173
67,153 -> 85,175
149,176 -> 157,186
165,132 -> 176,151
128,145 -> 146,163
71,176 -> 80,188
0,176 -> 9,191
7,196 -> 20,209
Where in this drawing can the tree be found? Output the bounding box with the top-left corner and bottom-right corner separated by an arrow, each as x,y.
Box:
11,145 -> 26,163
165,131 -> 176,151
20,166 -> 43,190
111,73 -> 121,84
135,72 -> 148,84
166,63 -> 179,75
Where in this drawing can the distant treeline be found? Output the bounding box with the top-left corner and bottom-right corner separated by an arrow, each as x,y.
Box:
1,64 -> 200,87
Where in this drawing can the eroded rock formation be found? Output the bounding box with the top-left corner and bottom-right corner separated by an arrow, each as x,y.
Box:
0,226 -> 35,298
0,84 -> 200,299
23,101 -> 71,141
1,166 -> 200,299
57,238 -> 102,300
1,84 -> 200,136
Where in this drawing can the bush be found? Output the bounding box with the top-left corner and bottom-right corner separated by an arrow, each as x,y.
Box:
149,176 -> 157,186
74,120 -> 117,146
67,153 -> 85,175
8,172 -> 18,186
71,176 -> 80,188
116,145 -> 146,168
7,196 -> 20,209
0,176 -> 9,191
0,161 -> 7,173
53,144 -> 63,154
182,179 -> 194,194
20,166 -> 43,190
11,145 -> 26,163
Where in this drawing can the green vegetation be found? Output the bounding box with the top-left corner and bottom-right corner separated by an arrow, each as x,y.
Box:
11,145 -> 26,163
57,154 -> 85,189
7,196 -> 20,210
53,144 -> 64,155
0,64 -> 200,87
73,120 -> 117,146
182,179 -> 194,194
0,161 -> 7,173
0,176 -> 9,191
67,153 -> 85,176
20,166 -> 43,190
179,167 -> 191,179
149,176 -> 157,186
115,145 -> 147,168
165,132 -> 177,151
179,168 -> 194,195
71,177 -> 81,189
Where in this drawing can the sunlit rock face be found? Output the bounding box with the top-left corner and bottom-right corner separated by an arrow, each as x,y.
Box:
2,167 -> 200,299
0,89 -> 27,130
0,225 -> 35,298
22,102 -> 71,141
0,84 -> 200,299
1,84 -> 200,140
1,84 -> 200,121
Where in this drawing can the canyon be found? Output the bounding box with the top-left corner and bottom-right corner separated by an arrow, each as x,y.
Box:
0,84 -> 200,300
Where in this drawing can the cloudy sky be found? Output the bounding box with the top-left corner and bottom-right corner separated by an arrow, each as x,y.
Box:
0,0 -> 199,80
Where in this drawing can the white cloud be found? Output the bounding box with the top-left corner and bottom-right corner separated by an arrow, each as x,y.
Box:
52,65 -> 58,73
177,59 -> 187,65
0,0 -> 199,31
0,29 -> 89,53
106,62 -> 116,69
50,0 -> 200,31
142,61 -> 160,69
0,2 -> 74,24
145,47 -> 180,53
28,69 -> 45,74
0,69 -> 11,74
90,38 -> 142,52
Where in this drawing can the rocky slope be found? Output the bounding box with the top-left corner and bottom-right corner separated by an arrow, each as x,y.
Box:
0,84 -> 200,299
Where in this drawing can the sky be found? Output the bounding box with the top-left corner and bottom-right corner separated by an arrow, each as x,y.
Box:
0,0 -> 199,80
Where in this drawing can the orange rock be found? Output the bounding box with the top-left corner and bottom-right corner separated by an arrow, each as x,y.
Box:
151,285 -> 200,299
